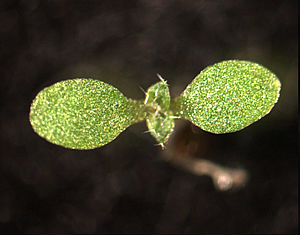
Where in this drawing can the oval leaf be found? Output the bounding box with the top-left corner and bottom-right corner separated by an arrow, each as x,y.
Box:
145,77 -> 170,110
145,79 -> 174,146
172,60 -> 281,134
30,79 -> 145,149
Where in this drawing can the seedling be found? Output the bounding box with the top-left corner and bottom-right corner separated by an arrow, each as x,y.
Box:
30,60 -> 281,150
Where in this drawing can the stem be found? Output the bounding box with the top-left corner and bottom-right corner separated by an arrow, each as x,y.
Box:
163,151 -> 249,191
170,97 -> 183,118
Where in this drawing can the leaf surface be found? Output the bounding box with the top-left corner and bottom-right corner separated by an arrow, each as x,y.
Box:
172,60 -> 281,133
145,79 -> 175,145
30,79 -> 145,149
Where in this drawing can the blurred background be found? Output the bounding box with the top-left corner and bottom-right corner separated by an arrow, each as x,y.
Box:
1,0 -> 297,233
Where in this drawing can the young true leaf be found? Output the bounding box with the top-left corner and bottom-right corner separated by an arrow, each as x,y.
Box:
171,60 -> 281,134
144,76 -> 175,146
30,79 -> 146,149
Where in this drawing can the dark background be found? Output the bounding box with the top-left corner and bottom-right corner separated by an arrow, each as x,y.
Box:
1,0 -> 297,233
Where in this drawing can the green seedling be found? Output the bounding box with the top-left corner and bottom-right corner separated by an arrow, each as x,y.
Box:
30,60 -> 281,150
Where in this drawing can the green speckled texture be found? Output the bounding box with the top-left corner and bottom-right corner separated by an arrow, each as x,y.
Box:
172,60 -> 281,134
30,61 -> 281,149
30,79 -> 146,149
145,80 -> 170,110
146,110 -> 175,145
145,80 -> 174,145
